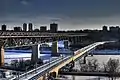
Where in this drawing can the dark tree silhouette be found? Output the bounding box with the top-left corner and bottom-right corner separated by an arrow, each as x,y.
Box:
103,58 -> 120,80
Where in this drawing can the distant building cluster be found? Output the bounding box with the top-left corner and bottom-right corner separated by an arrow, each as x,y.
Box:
1,23 -> 58,33
1,23 -> 120,33
102,25 -> 120,32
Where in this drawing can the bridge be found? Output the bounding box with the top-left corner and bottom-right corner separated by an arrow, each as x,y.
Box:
0,31 -> 87,37
8,41 -> 111,80
0,32 -> 88,47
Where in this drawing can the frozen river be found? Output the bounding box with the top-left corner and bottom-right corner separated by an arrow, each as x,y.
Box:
4,48 -> 120,80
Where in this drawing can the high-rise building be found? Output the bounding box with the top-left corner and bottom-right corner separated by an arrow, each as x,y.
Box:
109,26 -> 119,32
28,23 -> 33,31
14,27 -> 22,32
102,26 -> 108,31
1,24 -> 7,31
116,26 -> 119,31
34,28 -> 40,32
40,26 -> 47,32
50,23 -> 58,33
23,23 -> 27,31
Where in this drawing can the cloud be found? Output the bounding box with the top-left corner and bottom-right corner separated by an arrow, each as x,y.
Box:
1,0 -> 120,30
1,14 -> 120,30
20,0 -> 29,5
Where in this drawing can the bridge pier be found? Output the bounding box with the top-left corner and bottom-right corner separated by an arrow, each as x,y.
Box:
48,61 -> 75,80
0,40 -> 4,67
37,62 -> 61,80
48,72 -> 57,79
31,44 -> 40,64
83,55 -> 87,64
51,41 -> 59,56
38,75 -> 46,80
64,40 -> 69,49
69,60 -> 75,69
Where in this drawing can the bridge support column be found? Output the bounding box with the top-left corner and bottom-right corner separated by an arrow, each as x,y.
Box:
31,44 -> 40,64
64,40 -> 69,49
38,75 -> 47,80
51,41 -> 59,56
83,55 -> 87,64
70,60 -> 75,69
49,67 -> 60,79
0,40 -> 4,67
49,72 -> 57,79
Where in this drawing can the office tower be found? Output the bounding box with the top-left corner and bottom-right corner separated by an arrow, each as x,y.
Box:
50,23 -> 58,33
40,26 -> 47,32
109,26 -> 119,32
34,28 -> 40,32
23,23 -> 27,31
28,23 -> 33,31
14,27 -> 22,32
102,26 -> 108,31
1,24 -> 7,31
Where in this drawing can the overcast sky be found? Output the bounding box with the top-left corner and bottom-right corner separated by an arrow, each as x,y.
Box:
1,0 -> 120,30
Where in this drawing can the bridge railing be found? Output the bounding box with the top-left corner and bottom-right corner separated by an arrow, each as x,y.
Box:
28,56 -> 72,80
10,56 -> 64,80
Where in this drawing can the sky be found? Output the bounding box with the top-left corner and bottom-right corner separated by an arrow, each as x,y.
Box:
1,0 -> 120,30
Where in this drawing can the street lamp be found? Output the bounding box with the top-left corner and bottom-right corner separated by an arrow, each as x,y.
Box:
34,62 -> 37,73
25,66 -> 28,78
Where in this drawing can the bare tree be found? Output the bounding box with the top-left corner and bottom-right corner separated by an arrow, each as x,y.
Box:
87,59 -> 99,72
80,64 -> 89,72
103,58 -> 120,80
104,58 -> 120,73
80,58 -> 99,72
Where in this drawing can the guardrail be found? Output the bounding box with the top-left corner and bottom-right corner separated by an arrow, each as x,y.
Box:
10,56 -> 64,80
28,56 -> 72,80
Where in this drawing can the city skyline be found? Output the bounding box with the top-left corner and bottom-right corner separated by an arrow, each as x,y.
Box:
1,0 -> 120,30
1,23 -> 120,32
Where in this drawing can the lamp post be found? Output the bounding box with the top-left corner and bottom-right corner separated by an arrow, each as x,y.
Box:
35,62 -> 37,73
25,66 -> 28,78
17,71 -> 20,80
33,62 -> 37,74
